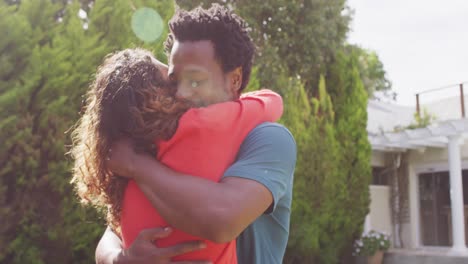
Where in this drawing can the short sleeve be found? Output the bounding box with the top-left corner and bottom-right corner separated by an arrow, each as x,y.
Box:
223,123 -> 297,213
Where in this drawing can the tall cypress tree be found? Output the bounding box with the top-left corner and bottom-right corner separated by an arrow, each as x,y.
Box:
0,1 -> 106,262
327,50 -> 372,262
0,0 -> 174,262
281,75 -> 342,264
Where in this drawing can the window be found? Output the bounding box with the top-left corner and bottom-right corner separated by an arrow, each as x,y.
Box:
372,166 -> 389,186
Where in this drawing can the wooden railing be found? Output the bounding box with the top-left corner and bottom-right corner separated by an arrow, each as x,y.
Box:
415,82 -> 467,119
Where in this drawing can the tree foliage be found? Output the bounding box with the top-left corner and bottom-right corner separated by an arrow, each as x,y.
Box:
347,45 -> 394,99
0,0 -> 173,263
1,1 -> 377,263
326,51 -> 372,263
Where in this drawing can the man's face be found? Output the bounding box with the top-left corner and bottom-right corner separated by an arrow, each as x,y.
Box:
168,40 -> 237,107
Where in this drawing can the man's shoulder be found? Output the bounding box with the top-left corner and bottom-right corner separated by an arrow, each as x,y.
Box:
246,122 -> 295,144
224,121 -> 296,174
251,122 -> 291,131
230,122 -> 296,178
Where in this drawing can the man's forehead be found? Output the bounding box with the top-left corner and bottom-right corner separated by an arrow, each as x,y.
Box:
168,61 -> 211,76
170,39 -> 216,62
169,40 -> 219,74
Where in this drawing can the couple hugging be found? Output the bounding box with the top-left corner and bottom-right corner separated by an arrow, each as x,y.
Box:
71,4 -> 296,264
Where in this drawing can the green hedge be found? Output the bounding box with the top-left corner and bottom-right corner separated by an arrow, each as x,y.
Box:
0,1 -> 173,263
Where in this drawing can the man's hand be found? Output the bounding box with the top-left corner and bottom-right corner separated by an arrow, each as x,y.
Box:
106,138 -> 140,178
97,227 -> 211,264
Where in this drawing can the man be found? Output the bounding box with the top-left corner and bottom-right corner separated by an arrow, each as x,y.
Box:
96,4 -> 296,264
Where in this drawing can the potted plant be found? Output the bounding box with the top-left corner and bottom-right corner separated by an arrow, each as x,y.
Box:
353,230 -> 391,264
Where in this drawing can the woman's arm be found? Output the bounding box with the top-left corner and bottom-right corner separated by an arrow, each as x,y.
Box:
185,89 -> 283,130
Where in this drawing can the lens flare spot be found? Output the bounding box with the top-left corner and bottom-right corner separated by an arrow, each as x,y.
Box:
131,7 -> 163,43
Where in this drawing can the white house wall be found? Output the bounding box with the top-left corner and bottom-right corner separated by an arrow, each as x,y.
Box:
369,186 -> 393,236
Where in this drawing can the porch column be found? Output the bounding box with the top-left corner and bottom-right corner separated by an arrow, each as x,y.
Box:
364,214 -> 371,233
448,135 -> 467,252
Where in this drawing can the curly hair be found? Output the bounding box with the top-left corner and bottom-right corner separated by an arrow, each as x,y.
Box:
164,3 -> 255,92
70,48 -> 189,232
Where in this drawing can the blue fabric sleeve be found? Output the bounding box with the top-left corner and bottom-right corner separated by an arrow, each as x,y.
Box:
223,123 -> 297,213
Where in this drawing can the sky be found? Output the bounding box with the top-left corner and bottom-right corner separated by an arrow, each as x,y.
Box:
346,0 -> 468,106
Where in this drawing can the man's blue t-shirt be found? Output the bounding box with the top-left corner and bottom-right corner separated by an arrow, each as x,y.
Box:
223,122 -> 296,264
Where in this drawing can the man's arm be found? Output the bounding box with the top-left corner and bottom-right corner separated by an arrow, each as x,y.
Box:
108,124 -> 296,243
95,226 -> 210,264
135,165 -> 272,243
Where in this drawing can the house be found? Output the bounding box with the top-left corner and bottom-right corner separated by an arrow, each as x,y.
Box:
366,94 -> 468,263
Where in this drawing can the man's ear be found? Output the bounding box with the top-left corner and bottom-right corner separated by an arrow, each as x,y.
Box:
229,67 -> 243,96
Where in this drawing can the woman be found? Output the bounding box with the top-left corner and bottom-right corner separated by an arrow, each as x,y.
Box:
70,48 -> 282,263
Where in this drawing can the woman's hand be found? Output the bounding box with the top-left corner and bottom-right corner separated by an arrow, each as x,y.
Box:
106,138 -> 141,178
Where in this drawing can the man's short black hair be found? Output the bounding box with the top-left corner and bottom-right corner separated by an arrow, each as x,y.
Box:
164,3 -> 255,92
